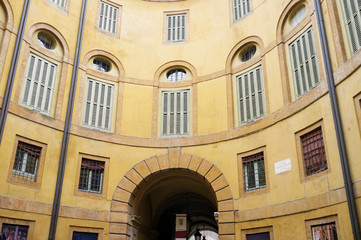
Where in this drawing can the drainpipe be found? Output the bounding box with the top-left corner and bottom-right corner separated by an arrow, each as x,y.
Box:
313,0 -> 361,239
0,0 -> 31,144
48,0 -> 87,239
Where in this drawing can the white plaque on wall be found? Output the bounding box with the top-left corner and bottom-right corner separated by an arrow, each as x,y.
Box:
275,158 -> 292,174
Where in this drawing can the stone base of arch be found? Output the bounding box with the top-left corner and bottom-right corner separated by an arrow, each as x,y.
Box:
109,148 -> 236,240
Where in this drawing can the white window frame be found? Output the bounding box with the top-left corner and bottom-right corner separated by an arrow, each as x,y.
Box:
21,53 -> 57,115
236,65 -> 266,125
233,0 -> 251,22
98,1 -> 119,34
289,27 -> 320,98
83,78 -> 114,131
12,150 -> 39,179
79,168 -> 104,194
166,13 -> 187,42
48,0 -> 66,8
340,0 -> 361,54
161,89 -> 190,137
243,156 -> 266,192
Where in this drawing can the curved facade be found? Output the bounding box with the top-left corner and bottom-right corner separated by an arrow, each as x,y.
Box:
0,0 -> 361,239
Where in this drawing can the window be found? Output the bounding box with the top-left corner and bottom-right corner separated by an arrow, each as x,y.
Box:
73,231 -> 98,240
233,0 -> 250,22
83,78 -> 114,131
236,66 -> 265,125
93,58 -> 111,72
240,45 -> 257,62
37,32 -> 55,50
78,158 -> 105,194
1,223 -> 29,240
167,69 -> 186,82
289,27 -> 320,98
166,13 -> 186,42
246,232 -> 270,240
49,0 -> 66,8
290,5 -> 306,27
12,141 -> 41,182
98,1 -> 118,34
311,222 -> 338,240
21,53 -> 57,115
242,152 -> 266,192
300,126 -> 327,176
241,227 -> 273,240
340,0 -> 361,54
161,89 -> 190,136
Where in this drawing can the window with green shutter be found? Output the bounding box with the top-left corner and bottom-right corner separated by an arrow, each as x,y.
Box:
98,1 -> 118,34
49,0 -> 66,8
340,0 -> 361,54
289,27 -> 320,98
236,65 -> 265,125
21,53 -> 57,115
233,0 -> 250,22
83,78 -> 114,131
166,14 -> 186,42
161,90 -> 190,136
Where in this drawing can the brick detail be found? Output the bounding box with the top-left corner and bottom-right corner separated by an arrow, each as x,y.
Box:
134,161 -> 151,179
110,223 -> 130,234
111,201 -> 132,212
218,211 -> 235,223
216,187 -> 233,201
205,166 -> 222,183
211,174 -> 228,192
118,178 -> 137,193
218,223 -> 235,235
125,169 -> 143,185
197,160 -> 213,176
113,188 -> 132,202
145,156 -> 160,173
218,200 -> 235,211
188,155 -> 203,171
111,212 -> 131,223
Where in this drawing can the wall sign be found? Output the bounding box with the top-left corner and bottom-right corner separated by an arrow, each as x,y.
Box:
275,158 -> 292,174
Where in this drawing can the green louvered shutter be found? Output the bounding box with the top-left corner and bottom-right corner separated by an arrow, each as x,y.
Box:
83,79 -> 114,131
340,0 -> 361,53
161,90 -> 190,136
236,66 -> 265,125
289,28 -> 320,98
22,53 -> 57,115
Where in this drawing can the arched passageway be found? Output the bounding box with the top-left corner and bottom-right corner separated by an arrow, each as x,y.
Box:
110,148 -> 235,240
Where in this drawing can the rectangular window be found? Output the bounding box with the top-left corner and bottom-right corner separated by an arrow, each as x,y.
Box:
236,66 -> 265,125
166,14 -> 186,42
242,152 -> 266,192
1,224 -> 29,240
340,0 -> 361,54
161,90 -> 190,136
21,53 -> 57,115
311,222 -> 338,240
78,158 -> 105,194
246,232 -> 270,240
98,1 -> 119,34
83,78 -> 114,131
289,27 -> 320,98
49,0 -> 66,8
233,0 -> 250,22
12,141 -> 42,182
72,231 -> 98,240
301,126 -> 327,176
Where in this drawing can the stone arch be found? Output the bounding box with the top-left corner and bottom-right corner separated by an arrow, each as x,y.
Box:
110,148 -> 235,240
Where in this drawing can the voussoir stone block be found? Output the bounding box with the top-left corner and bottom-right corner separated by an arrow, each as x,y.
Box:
168,147 -> 181,168
179,153 -> 191,169
134,161 -> 151,179
113,188 -> 132,202
211,174 -> 229,192
157,154 -> 169,170
188,155 -> 203,171
118,177 -> 137,193
205,166 -> 222,183
197,160 -> 213,176
215,186 -> 233,201
145,156 -> 160,173
125,169 -> 143,185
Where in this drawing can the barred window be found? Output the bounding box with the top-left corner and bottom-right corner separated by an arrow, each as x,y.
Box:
21,53 -> 57,115
289,27 -> 320,98
233,0 -> 250,22
166,14 -> 186,42
49,0 -> 66,8
242,152 -> 266,192
301,126 -> 327,176
236,66 -> 265,125
12,141 -> 41,182
83,78 -> 114,131
167,69 -> 186,82
78,159 -> 105,194
93,58 -> 111,72
311,222 -> 338,240
240,45 -> 256,62
340,0 -> 361,54
73,231 -> 98,240
37,32 -> 55,50
1,224 -> 29,240
161,90 -> 190,136
98,1 -> 118,34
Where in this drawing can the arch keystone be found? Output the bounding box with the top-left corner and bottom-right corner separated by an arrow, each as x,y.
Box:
179,153 -> 192,168
168,147 -> 181,168
157,154 -> 169,170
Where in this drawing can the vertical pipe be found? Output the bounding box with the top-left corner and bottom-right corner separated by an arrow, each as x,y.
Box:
313,0 -> 361,239
0,0 -> 31,144
48,0 -> 87,239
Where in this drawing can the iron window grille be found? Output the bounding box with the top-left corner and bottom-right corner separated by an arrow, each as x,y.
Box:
167,69 -> 186,82
166,14 -> 186,42
161,90 -> 190,136
289,27 -> 320,98
37,32 -> 55,50
242,152 -> 266,192
301,126 -> 327,176
93,58 -> 111,72
12,141 -> 41,182
236,65 -> 265,125
98,1 -> 118,34
233,0 -> 250,22
241,45 -> 256,62
340,0 -> 361,54
311,222 -> 338,240
79,158 -> 105,194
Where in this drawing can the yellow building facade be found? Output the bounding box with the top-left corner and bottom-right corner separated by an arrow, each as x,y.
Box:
0,0 -> 361,239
